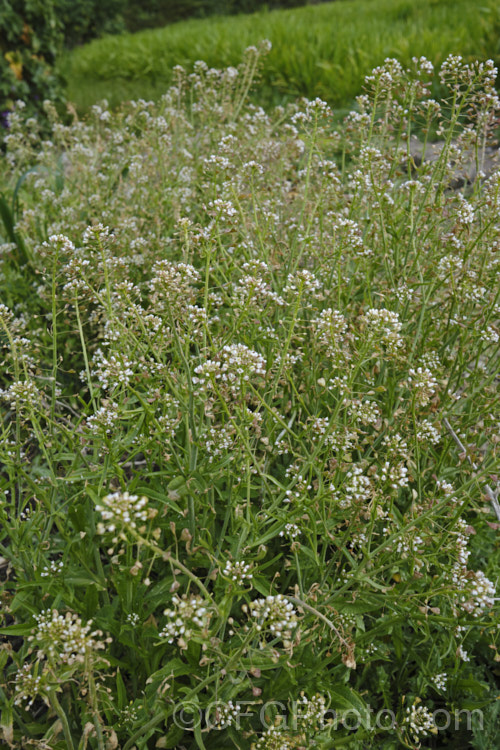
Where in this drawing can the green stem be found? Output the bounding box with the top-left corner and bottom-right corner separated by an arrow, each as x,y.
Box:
129,529 -> 216,608
48,691 -> 75,750
50,247 -> 59,429
87,668 -> 105,750
74,295 -> 97,412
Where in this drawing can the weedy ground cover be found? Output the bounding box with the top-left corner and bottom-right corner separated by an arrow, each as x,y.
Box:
62,0 -> 500,112
0,44 -> 499,749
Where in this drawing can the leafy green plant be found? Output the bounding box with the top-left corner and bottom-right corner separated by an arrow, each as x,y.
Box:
0,0 -> 65,128
0,44 -> 499,749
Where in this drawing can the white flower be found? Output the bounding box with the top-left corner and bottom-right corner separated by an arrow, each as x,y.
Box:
403,700 -> 435,739
40,560 -> 64,578
211,700 -> 241,729
95,491 -> 151,533
223,559 -> 253,583
248,594 -> 298,639
456,195 -> 475,225
362,308 -> 403,352
0,379 -> 39,410
279,523 -> 301,540
86,402 -> 119,435
193,343 -> 266,394
296,692 -> 327,730
432,672 -> 448,690
160,594 -> 212,645
313,308 -> 347,353
408,366 -> 438,406
29,609 -> 109,666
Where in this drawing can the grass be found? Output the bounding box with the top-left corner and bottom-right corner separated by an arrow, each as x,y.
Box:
63,0 -> 500,112
1,48 -> 499,749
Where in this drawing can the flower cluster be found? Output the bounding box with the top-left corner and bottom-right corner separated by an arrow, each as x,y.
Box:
212,700 -> 241,729
446,519 -> 496,617
0,379 -> 39,411
223,559 -> 253,584
408,365 -> 438,406
284,269 -> 322,297
86,402 -> 119,435
402,700 -> 435,740
126,612 -> 140,626
193,343 -> 266,393
279,523 -> 301,540
333,465 -> 373,509
365,57 -> 405,92
254,725 -> 292,750
396,535 -> 424,570
452,518 -> 471,566
202,424 -> 234,461
159,594 -> 212,647
313,308 -> 347,355
348,399 -> 381,426
361,308 -> 403,353
432,672 -> 448,690
415,419 -> 441,444
291,96 -> 332,125
40,560 -> 64,577
149,260 -> 200,313
456,195 -> 475,225
379,459 -> 409,490
437,254 -> 463,280
89,348 -> 135,391
155,393 -> 181,439
296,692 -> 327,731
13,663 -> 44,708
95,491 -> 153,535
29,609 -> 110,666
247,595 -> 298,640
457,569 -> 496,617
232,261 -> 284,309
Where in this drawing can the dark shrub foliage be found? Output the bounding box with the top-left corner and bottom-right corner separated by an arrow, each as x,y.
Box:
123,0 -> 327,32
0,0 -> 65,124
54,0 -> 126,48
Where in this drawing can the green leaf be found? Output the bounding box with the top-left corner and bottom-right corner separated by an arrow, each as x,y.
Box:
252,577 -> 272,597
116,669 -> 127,711
263,666 -> 297,698
63,576 -> 106,589
0,192 -> 29,265
456,698 -> 494,711
0,704 -> 13,746
392,623 -> 403,660
12,166 -> 46,208
0,193 -> 15,241
0,648 -> 9,672
454,678 -> 488,695
160,722 -> 185,749
194,722 -> 208,750
0,622 -> 32,636
146,658 -> 197,696
328,685 -> 370,728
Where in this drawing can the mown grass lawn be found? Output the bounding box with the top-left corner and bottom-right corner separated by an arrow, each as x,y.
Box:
63,0 -> 500,111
